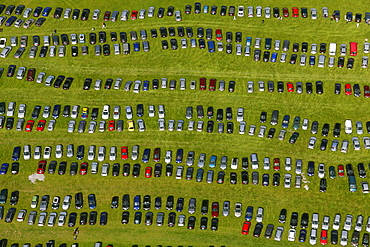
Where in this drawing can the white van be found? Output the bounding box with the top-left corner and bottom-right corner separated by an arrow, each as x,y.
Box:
58,46 -> 65,57
43,36 -> 50,46
318,55 -> 325,67
114,78 -> 122,89
123,43 -> 130,54
345,119 -> 352,134
7,102 -> 15,116
98,146 -> 106,161
329,43 -> 336,56
101,163 -> 109,176
176,166 -> 183,179
251,153 -> 259,169
91,162 -> 98,174
113,44 -> 120,55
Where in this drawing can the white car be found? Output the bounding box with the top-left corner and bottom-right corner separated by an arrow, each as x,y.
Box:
231,158 -> 238,169
68,120 -> 76,133
355,215 -> 364,231
113,106 -> 120,120
344,214 -> 353,231
308,137 -> 316,149
322,216 -> 330,230
57,211 -> 67,226
249,125 -> 256,136
239,122 -> 246,134
168,120 -> 175,131
302,119 -> 309,130
43,146 -> 51,159
47,120 -> 55,132
148,7 -> 155,17
275,226 -> 284,241
101,163 -> 109,176
340,230 -> 348,246
158,105 -> 165,118
102,105 -> 110,119
36,72 -> 46,83
88,146 -> 95,160
198,153 -> 206,168
352,137 -> 361,150
66,145 -> 74,158
287,229 -> 296,241
62,195 -> 71,210
175,11 -> 181,21
148,105 -> 155,117
125,106 -> 133,119
158,119 -> 165,131
366,216 -> 370,232
18,104 -> 26,118
333,214 -> 341,230
309,228 -> 317,245
256,207 -> 263,222
312,213 -> 319,229
23,145 -> 31,160
139,9 -> 145,19
92,9 -> 100,20
109,146 -> 116,161
34,146 -> 41,160
263,157 -> 270,170
98,146 -> 106,162
17,209 -> 27,222
365,137 -> 370,149
356,121 -> 363,135
318,163 -> 325,178
258,126 -> 266,137
237,6 -> 244,17
55,144 -> 63,158
165,150 -> 172,164
236,108 -> 244,122
0,38 -> 6,48
70,105 -> 79,119
42,106 -> 51,118
284,174 -> 291,188
234,202 -> 242,217
247,81 -> 254,93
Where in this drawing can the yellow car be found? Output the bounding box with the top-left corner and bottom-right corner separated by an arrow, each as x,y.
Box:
81,107 -> 89,119
127,120 -> 134,131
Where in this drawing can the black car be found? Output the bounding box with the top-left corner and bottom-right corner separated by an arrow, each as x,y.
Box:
110,32 -> 117,42
217,171 -> 225,184
89,33 -> 97,44
14,5 -> 24,16
48,161 -> 57,174
301,213 -> 309,228
7,65 -> 16,77
58,162 -> 67,175
185,5 -> 192,14
267,128 -> 276,139
157,7 -> 164,18
322,123 -> 329,136
6,117 -> 14,130
11,162 -> 19,174
358,163 -> 366,178
111,196 -> 118,209
134,212 -> 142,224
331,230 -> 339,245
254,50 -> 261,61
72,9 -> 80,19
346,164 -> 354,176
320,43 -> 326,53
302,42 -> 308,52
99,31 -> 106,43
265,224 -> 274,239
226,32 -> 232,43
200,217 -> 208,230
260,112 -> 267,123
211,218 -> 218,231
176,197 -> 184,212
199,39 -> 206,49
320,139 -> 328,151
166,164 -> 173,176
235,32 -> 242,43
54,75 -> 65,88
161,40 -> 168,49
154,163 -> 162,177
167,6 -> 174,16
347,58 -> 354,69
210,5 -> 217,15
290,212 -> 298,228
338,57 -> 345,67
301,7 -> 308,18
263,51 -> 270,62
206,29 -> 212,40
168,27 -> 175,36
333,123 -> 341,137
177,26 -> 184,37
155,197 -> 161,210
100,212 -> 108,225
159,27 -> 167,38
207,121 -> 214,133
61,34 -> 69,45
170,39 -> 178,50
112,163 -> 120,176
225,44 -> 232,54
166,196 -> 174,210
80,212 -> 88,225
186,27 -> 193,37
63,77 -> 73,90
277,81 -> 284,92
253,223 -> 263,237
241,171 -> 249,184
290,54 -> 297,64
83,78 -> 92,90
273,173 -> 280,186
293,43 -> 299,52
228,81 -> 235,92
207,107 -> 214,119
320,178 -> 327,192
121,211 -> 129,224
31,105 -> 41,119
194,2 -> 201,14
53,7 -> 63,18
104,78 -> 113,89
197,27 -> 204,38
150,29 -> 157,38
187,216 -> 196,229
201,199 -> 208,215
103,44 -> 110,56
39,46 -> 48,57
227,122 -> 233,134
230,172 -> 237,184
316,81 -> 323,94
132,164 -> 140,177
33,7 -> 43,17
5,5 -> 15,15
306,82 -> 313,94
81,8 -> 90,20
10,191 -> 19,205
334,83 -> 341,94
68,212 -> 77,227
273,7 -> 280,17
279,209 -> 287,223
225,107 -> 232,120
89,211 -> 97,225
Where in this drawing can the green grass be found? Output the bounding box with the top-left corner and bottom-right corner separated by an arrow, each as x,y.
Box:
2,0 -> 370,246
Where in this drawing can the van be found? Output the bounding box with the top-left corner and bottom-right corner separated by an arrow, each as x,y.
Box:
114,78 -> 122,89
251,153 -> 259,169
209,79 -> 216,91
295,175 -> 302,188
113,44 -> 120,55
318,55 -> 325,67
58,46 -> 65,57
38,212 -> 47,226
0,46 -> 11,58
244,45 -> 251,56
91,162 -> 98,174
283,40 -> 290,51
206,170 -> 214,183
7,102 -> 15,116
345,120 -> 352,134
43,36 -> 50,46
123,43 -> 130,54
176,166 -> 183,179
270,110 -> 279,125
265,38 -> 272,50
16,119 -> 24,131
120,10 -> 128,21
350,42 -> 358,56
47,213 -> 56,226
94,242 -> 102,247
348,175 -> 357,192
140,30 -> 147,40
170,80 -> 176,90
341,140 -> 349,153
329,43 -> 336,55
207,40 -> 215,52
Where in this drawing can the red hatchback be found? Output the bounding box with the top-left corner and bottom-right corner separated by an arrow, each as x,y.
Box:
108,120 -> 115,131
320,229 -> 328,245
338,165 -> 345,177
345,83 -> 352,95
199,77 -> 206,90
131,10 -> 138,20
273,158 -> 281,171
364,86 -> 370,98
121,146 -> 128,160
145,167 -> 152,178
103,11 -> 111,21
209,79 -> 216,91
25,120 -> 34,132
283,8 -> 289,17
37,160 -> 47,174
287,82 -> 294,92
215,29 -> 222,41
292,7 -> 299,17
211,202 -> 219,217
241,221 -> 251,235
36,120 -> 46,131
153,148 -> 161,162
80,162 -> 88,175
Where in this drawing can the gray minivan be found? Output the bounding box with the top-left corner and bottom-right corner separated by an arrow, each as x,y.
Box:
270,110 -> 279,125
95,45 -> 101,56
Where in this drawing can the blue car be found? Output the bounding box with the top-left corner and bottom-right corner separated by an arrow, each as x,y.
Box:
307,161 -> 315,176
209,155 -> 217,168
88,194 -> 96,209
245,206 -> 253,221
309,56 -> 315,66
52,104 -> 61,119
76,145 -> 84,160
12,147 -> 20,161
270,52 -> 278,62
142,148 -> 150,163
5,16 -> 16,27
299,229 -> 307,242
246,37 -> 252,46
133,42 -> 140,51
133,195 -> 140,210
176,149 -> 183,163
282,115 -> 290,128
143,81 -> 149,91
42,7 -> 52,17
0,163 -> 9,175
207,41 -> 215,53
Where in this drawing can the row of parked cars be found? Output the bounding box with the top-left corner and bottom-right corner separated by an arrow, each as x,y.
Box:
243,209 -> 370,245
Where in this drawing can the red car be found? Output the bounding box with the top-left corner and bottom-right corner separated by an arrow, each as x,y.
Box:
345,83 -> 352,95
215,29 -> 222,41
320,229 -> 328,245
292,7 -> 299,17
121,146 -> 128,160
36,120 -> 46,131
25,120 -> 35,132
26,68 -> 36,81
131,10 -> 138,20
241,221 -> 251,235
287,82 -> 294,92
273,158 -> 280,171
364,86 -> 370,98
145,167 -> 152,178
283,7 -> 289,17
37,160 -> 47,174
153,148 -> 161,162
211,202 -> 219,217
209,79 -> 216,91
338,165 -> 345,177
80,162 -> 88,175
108,120 -> 115,131
103,11 -> 111,21
199,77 -> 206,90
